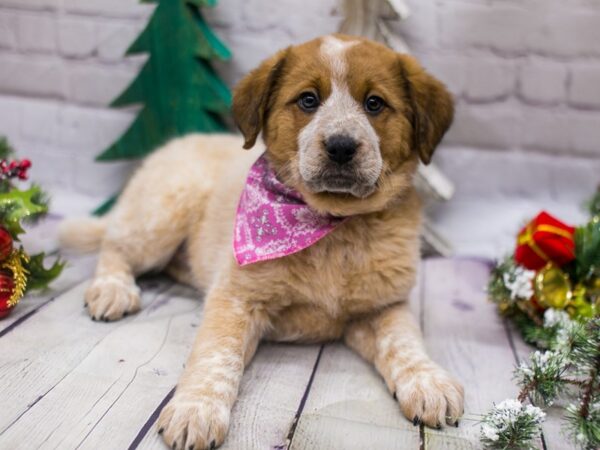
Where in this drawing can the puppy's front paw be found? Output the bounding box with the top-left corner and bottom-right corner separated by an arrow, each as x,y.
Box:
85,275 -> 140,321
157,393 -> 230,450
394,363 -> 464,428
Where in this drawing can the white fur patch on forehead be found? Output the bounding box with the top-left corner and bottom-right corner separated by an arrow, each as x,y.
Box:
320,36 -> 358,79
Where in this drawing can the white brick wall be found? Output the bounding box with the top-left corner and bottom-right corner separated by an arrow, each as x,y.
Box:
0,0 -> 598,203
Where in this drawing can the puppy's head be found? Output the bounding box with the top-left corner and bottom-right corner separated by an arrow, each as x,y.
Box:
232,34 -> 453,216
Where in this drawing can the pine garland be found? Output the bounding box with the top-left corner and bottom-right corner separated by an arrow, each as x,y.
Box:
481,313 -> 600,449
483,189 -> 600,449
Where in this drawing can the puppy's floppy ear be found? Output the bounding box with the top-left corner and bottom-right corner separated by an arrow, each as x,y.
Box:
232,48 -> 289,149
398,54 -> 454,165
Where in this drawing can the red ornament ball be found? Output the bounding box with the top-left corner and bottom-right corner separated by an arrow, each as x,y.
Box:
0,226 -> 13,261
0,270 -> 15,319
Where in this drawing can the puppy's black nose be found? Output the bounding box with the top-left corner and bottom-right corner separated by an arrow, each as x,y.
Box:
325,134 -> 358,164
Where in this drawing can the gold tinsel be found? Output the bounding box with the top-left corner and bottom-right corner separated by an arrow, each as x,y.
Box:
1,249 -> 29,307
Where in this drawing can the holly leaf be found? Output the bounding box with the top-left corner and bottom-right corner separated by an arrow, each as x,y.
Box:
0,136 -> 14,160
0,185 -> 49,238
23,252 -> 65,291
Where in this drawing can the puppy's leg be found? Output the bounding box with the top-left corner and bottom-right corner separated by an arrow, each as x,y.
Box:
86,213 -> 189,321
344,303 -> 464,428
86,140 -> 213,321
157,288 -> 266,450
85,243 -> 142,321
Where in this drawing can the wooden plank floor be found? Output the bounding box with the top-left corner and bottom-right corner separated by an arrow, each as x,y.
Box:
0,257 -> 571,450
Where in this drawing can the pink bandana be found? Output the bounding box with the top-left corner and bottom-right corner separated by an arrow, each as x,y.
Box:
233,154 -> 346,266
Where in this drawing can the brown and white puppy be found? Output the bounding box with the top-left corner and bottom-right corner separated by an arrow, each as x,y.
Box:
61,34 -> 463,450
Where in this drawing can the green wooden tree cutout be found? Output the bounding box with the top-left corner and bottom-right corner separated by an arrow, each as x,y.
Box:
97,0 -> 231,162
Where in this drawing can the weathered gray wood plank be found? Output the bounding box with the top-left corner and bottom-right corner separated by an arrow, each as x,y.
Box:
1,255 -> 555,450
0,274 -> 321,450
421,258 -> 523,450
289,343 -> 421,450
288,265 -> 424,450
0,278 -> 174,444
137,343 -> 322,450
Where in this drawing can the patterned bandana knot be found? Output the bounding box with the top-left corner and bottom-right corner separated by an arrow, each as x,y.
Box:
233,154 -> 347,266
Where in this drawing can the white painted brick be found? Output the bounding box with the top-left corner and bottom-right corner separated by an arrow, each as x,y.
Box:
0,0 -> 59,11
439,3 -> 529,54
518,58 -> 567,105
443,102 -> 520,150
388,0 -> 437,52
527,8 -> 600,57
63,0 -> 153,20
1,0 -> 600,201
568,112 -> 600,157
58,104 -> 134,156
73,155 -> 136,197
0,11 -> 18,49
242,0 -> 341,42
18,142 -> 75,189
20,98 -> 58,144
203,0 -> 244,29
0,54 -> 65,98
420,53 -> 467,98
96,20 -> 142,62
520,107 -> 570,154
464,57 -> 516,102
436,146 -> 600,206
0,95 -> 23,139
58,17 -> 96,58
216,29 -> 292,86
568,64 -> 600,108
17,12 -> 56,53
66,63 -> 138,106
519,107 -> 600,158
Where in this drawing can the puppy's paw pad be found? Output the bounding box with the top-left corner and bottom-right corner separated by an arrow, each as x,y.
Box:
394,364 -> 464,428
85,275 -> 140,321
157,396 -> 230,450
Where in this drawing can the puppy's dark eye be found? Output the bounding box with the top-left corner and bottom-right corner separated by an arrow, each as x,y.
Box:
298,92 -> 319,112
365,96 -> 385,114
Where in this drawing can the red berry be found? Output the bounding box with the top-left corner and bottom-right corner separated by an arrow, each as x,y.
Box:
19,159 -> 31,169
8,161 -> 17,170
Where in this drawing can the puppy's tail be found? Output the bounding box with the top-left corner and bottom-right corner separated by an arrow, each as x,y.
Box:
58,216 -> 108,253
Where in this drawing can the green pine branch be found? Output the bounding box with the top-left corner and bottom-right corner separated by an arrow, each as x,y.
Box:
482,317 -> 600,450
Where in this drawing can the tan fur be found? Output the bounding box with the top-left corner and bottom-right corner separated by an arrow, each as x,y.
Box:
59,216 -> 107,253
62,35 -> 462,450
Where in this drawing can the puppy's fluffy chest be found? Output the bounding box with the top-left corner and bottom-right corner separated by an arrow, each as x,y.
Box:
234,191 -> 422,319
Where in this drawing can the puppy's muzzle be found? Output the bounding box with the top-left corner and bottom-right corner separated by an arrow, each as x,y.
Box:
324,134 -> 358,165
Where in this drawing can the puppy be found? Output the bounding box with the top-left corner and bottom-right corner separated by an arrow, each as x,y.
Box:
61,34 -> 464,450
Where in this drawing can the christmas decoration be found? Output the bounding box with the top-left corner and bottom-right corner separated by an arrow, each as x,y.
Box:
0,226 -> 13,261
515,212 -> 576,271
480,399 -> 545,449
483,189 -> 600,449
480,313 -> 600,450
95,0 -> 231,214
0,137 -> 64,318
